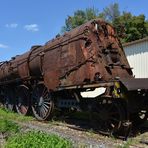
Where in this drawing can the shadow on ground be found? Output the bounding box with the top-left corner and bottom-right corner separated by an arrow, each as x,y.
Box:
53,110 -> 148,140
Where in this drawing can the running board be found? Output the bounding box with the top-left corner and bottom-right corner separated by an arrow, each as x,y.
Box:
120,78 -> 148,91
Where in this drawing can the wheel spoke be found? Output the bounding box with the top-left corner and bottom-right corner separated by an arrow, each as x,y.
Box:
43,93 -> 49,100
42,104 -> 49,113
31,83 -> 54,121
44,101 -> 51,105
40,109 -> 45,118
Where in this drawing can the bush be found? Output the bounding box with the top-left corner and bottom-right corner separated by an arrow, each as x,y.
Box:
5,131 -> 72,148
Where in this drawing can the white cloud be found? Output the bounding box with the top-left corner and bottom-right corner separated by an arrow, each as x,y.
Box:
24,24 -> 39,32
5,23 -> 18,28
0,43 -> 8,49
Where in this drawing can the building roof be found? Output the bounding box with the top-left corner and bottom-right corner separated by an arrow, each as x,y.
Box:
123,37 -> 148,47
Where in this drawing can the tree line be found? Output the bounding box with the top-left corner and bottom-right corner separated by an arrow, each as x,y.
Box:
61,3 -> 148,43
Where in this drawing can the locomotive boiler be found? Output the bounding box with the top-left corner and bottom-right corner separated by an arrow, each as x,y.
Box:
0,19 -> 148,135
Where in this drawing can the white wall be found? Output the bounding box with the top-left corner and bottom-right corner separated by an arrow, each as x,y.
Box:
124,40 -> 148,78
127,52 -> 148,78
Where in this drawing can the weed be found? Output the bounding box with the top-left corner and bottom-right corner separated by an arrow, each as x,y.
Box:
118,139 -> 133,148
5,131 -> 72,148
0,119 -> 19,133
0,108 -> 33,122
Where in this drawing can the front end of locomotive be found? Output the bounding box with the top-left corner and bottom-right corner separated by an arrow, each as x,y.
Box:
58,19 -> 148,136
79,19 -> 133,84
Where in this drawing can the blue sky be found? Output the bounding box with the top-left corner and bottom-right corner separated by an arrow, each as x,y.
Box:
0,0 -> 148,61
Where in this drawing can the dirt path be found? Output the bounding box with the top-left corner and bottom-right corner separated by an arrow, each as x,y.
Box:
13,120 -> 148,148
0,108 -> 147,148
0,133 -> 5,148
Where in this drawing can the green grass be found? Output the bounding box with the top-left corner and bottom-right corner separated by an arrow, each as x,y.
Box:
0,108 -> 33,122
0,117 -> 72,148
118,139 -> 134,148
0,119 -> 19,133
5,131 -> 72,148
0,108 -> 72,148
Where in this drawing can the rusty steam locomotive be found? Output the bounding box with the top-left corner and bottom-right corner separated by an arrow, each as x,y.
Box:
0,19 -> 148,134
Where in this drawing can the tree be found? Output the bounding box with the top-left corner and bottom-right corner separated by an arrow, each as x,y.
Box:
101,3 -> 120,23
61,4 -> 120,33
61,8 -> 99,33
115,12 -> 148,42
61,3 -> 148,43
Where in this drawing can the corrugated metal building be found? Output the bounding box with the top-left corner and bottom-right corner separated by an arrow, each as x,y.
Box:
123,37 -> 148,78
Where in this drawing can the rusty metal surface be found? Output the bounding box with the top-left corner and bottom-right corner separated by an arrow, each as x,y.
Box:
0,46 -> 43,82
0,19 -> 133,90
28,45 -> 43,76
57,81 -> 114,90
120,78 -> 148,91
43,19 -> 133,89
